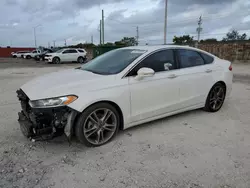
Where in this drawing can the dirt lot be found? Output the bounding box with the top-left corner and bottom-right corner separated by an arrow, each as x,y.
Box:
1,58 -> 250,188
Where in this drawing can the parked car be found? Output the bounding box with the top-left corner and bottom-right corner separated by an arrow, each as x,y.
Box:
16,45 -> 233,147
44,48 -> 87,64
34,49 -> 54,61
23,50 -> 42,59
12,51 -> 30,58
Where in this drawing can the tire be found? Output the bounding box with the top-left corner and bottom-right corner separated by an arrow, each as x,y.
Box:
77,56 -> 84,64
52,57 -> 60,64
26,55 -> 31,59
13,55 -> 17,58
75,103 -> 120,147
204,83 -> 226,112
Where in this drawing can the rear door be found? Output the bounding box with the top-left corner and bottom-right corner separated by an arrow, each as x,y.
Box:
176,49 -> 214,108
68,49 -> 78,61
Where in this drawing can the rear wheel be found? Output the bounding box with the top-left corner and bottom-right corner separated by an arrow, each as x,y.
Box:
75,103 -> 120,147
52,57 -> 60,64
26,55 -> 31,59
204,83 -> 226,112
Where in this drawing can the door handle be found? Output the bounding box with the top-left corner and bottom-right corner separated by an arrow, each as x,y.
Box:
168,74 -> 177,79
205,69 -> 212,73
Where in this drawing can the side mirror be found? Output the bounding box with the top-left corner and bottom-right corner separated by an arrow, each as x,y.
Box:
135,67 -> 155,80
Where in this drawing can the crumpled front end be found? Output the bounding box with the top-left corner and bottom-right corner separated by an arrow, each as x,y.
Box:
16,89 -> 78,141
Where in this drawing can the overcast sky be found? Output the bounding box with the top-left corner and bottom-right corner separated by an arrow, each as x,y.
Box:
0,0 -> 249,47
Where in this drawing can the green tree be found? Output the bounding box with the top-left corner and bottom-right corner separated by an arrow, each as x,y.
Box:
115,37 -> 138,46
222,29 -> 247,41
173,35 -> 194,44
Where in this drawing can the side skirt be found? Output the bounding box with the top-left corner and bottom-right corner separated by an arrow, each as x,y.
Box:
124,103 -> 204,130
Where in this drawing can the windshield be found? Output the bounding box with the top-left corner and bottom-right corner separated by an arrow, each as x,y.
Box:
55,49 -> 64,53
81,49 -> 147,75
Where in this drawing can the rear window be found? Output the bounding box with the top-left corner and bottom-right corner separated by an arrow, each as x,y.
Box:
200,53 -> 214,64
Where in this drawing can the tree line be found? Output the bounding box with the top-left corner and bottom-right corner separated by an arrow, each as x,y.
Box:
173,29 -> 249,45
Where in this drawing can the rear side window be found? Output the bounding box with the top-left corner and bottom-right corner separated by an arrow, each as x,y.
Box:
177,49 -> 205,68
200,53 -> 214,64
78,49 -> 85,53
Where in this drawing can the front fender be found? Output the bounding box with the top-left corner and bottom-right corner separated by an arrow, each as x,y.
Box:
68,83 -> 130,127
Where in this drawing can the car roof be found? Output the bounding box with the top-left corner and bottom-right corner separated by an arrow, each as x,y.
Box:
122,45 -> 196,51
121,45 -> 215,57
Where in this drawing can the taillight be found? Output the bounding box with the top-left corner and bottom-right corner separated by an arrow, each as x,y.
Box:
229,64 -> 232,71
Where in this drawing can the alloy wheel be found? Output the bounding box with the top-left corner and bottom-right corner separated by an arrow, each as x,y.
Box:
209,85 -> 225,111
83,108 -> 117,145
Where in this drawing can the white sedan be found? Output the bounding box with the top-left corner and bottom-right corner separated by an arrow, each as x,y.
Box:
17,45 -> 233,147
44,48 -> 87,64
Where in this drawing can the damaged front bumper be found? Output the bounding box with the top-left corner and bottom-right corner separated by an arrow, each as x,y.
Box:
17,89 -> 78,141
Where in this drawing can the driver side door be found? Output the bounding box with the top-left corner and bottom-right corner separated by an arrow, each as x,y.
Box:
127,49 -> 181,123
61,50 -> 71,61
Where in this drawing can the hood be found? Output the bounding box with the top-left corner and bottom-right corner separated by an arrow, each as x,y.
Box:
21,68 -> 112,100
46,53 -> 55,55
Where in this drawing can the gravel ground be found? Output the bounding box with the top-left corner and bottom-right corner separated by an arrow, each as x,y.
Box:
1,59 -> 250,188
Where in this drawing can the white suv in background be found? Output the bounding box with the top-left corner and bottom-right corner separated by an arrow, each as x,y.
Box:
44,48 -> 87,64
23,50 -> 42,59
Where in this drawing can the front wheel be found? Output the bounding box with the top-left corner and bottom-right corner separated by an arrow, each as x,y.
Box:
75,103 -> 120,147
204,83 -> 226,112
52,57 -> 60,64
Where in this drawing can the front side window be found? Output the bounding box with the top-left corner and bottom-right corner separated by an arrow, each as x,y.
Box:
56,49 -> 65,53
78,49 -> 85,53
81,49 -> 147,75
177,49 -> 205,68
128,49 -> 176,76
62,50 -> 70,54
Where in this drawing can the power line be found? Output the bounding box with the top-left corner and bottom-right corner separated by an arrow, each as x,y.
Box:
105,11 -> 248,27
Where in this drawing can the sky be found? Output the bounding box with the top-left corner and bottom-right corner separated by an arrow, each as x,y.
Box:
0,0 -> 250,47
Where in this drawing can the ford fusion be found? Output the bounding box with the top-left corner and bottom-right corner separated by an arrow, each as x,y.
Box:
17,45 -> 233,147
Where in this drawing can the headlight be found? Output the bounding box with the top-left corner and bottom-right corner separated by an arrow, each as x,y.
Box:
29,95 -> 78,108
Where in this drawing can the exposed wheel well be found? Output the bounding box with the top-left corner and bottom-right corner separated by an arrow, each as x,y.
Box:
53,56 -> 60,60
215,81 -> 226,92
74,101 -> 124,131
